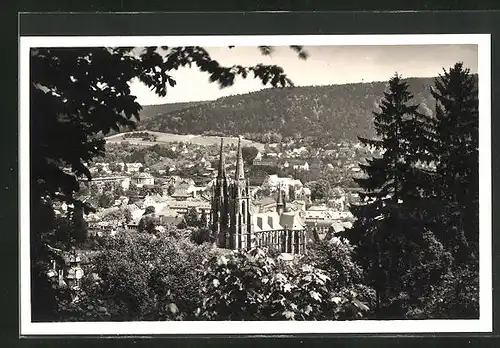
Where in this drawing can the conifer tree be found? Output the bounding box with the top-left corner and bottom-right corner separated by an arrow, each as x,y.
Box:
348,74 -> 434,315
429,62 -> 479,260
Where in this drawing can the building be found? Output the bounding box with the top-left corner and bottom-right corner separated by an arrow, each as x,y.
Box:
261,174 -> 307,200
281,159 -> 310,171
132,172 -> 155,187
125,163 -> 143,173
211,137 -> 307,254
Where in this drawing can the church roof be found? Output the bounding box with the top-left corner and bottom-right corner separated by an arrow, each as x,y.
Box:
252,211 -> 304,232
280,212 -> 305,230
255,197 -> 276,207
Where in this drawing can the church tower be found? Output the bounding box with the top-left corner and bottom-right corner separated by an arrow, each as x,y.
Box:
276,182 -> 284,215
229,136 -> 253,250
211,138 -> 229,247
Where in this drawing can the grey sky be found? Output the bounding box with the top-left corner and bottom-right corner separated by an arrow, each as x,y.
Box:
130,45 -> 478,105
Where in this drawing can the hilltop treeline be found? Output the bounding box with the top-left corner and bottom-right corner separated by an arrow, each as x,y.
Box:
138,78 -> 436,144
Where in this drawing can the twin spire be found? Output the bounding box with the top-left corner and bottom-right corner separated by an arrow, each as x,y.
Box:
217,137 -> 227,179
217,136 -> 245,181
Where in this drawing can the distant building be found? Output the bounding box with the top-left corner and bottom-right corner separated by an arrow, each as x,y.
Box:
253,157 -> 279,167
132,172 -> 154,187
262,174 -> 304,198
211,137 -> 307,254
281,159 -> 310,171
125,163 -> 143,173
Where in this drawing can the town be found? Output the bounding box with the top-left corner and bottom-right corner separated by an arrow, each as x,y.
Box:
59,131 -> 372,247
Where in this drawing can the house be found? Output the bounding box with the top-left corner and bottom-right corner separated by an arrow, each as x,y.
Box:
132,172 -> 154,187
165,178 -> 198,199
125,163 -> 143,173
253,157 -> 279,167
262,175 -> 304,197
281,159 -> 310,171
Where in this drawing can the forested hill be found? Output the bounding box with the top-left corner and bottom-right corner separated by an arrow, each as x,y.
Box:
137,77 -> 437,144
138,101 -> 205,123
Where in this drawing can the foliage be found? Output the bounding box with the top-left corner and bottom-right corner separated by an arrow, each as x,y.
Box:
144,205 -> 156,215
429,63 -> 479,258
190,227 -> 213,245
138,215 -> 159,234
304,238 -> 362,289
241,146 -> 259,165
59,232 -> 216,321
306,179 -> 331,201
98,192 -> 115,208
348,67 -> 479,319
197,248 -> 372,321
184,207 -> 202,227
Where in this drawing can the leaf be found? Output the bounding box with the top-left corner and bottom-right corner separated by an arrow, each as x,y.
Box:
331,296 -> 342,305
217,255 -> 228,266
303,305 -> 313,315
167,303 -> 178,314
317,273 -> 330,282
352,298 -> 370,312
309,290 -> 321,301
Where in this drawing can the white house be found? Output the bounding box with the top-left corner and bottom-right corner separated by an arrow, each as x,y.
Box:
125,163 -> 143,173
132,172 -> 154,187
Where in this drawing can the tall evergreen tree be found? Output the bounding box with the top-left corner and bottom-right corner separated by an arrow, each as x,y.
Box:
429,62 -> 479,260
348,74 -> 436,316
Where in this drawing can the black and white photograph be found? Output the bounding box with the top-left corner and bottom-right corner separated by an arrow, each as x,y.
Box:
19,34 -> 491,335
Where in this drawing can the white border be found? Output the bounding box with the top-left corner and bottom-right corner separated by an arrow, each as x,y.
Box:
19,34 -> 492,336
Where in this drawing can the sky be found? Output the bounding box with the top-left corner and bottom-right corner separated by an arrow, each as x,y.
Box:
130,45 -> 478,105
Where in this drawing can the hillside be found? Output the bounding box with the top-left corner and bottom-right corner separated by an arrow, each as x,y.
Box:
137,77 -> 438,144
105,131 -> 265,151
138,101 -> 205,123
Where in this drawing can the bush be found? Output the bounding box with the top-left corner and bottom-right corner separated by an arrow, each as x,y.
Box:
62,231 -> 216,321
190,228 -> 213,245
196,248 -> 372,321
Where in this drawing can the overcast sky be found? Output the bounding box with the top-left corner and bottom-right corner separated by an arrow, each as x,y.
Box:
130,45 -> 478,105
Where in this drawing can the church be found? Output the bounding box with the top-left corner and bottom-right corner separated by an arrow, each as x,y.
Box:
210,137 -> 307,255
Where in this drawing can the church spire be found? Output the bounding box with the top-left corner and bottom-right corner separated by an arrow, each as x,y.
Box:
217,137 -> 226,179
235,136 -> 245,181
276,183 -> 284,215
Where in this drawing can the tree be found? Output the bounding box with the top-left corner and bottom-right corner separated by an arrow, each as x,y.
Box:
138,215 -> 158,234
241,146 -> 259,165
288,185 -> 296,201
113,185 -> 125,199
144,206 -> 156,215
429,63 -> 479,259
167,185 -> 175,196
124,209 -> 133,224
307,179 -> 330,201
348,74 -> 435,314
184,207 -> 201,227
199,212 -> 208,228
109,162 -> 122,173
72,204 -> 89,245
98,192 -> 115,208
